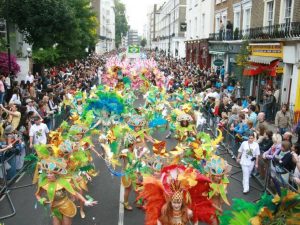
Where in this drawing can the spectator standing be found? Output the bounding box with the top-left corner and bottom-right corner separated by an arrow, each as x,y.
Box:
0,75 -> 5,105
247,105 -> 257,128
26,72 -> 34,84
236,133 -> 260,194
219,67 -> 225,83
9,88 -> 22,105
219,20 -> 224,40
233,82 -> 242,105
29,116 -> 49,148
275,104 -> 292,135
265,90 -> 276,121
4,75 -> 12,104
226,21 -> 233,40
1,104 -> 21,131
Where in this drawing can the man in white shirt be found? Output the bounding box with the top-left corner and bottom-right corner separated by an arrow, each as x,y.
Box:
29,116 -> 49,148
26,72 -> 34,84
236,133 -> 260,194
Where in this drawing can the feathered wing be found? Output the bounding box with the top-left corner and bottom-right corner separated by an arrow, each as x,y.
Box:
137,177 -> 166,225
188,173 -> 217,225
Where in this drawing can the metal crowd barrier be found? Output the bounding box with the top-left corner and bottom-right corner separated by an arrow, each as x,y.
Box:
0,78 -> 97,219
200,105 -> 299,197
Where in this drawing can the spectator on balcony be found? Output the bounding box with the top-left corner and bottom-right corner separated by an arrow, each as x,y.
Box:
226,21 -> 233,40
275,104 -> 292,136
219,20 -> 225,40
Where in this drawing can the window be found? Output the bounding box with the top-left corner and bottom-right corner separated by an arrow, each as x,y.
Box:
215,16 -> 220,32
243,8 -> 251,33
189,20 -> 192,38
284,0 -> 292,24
234,11 -> 240,30
266,1 -> 274,26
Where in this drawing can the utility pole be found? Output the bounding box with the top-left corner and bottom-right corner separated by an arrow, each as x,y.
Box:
168,13 -> 171,58
5,0 -> 12,76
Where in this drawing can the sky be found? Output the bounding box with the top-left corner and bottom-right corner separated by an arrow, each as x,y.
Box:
122,0 -> 162,36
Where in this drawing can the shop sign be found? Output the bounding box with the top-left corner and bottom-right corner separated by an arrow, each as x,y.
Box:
210,43 -> 228,53
213,59 -> 224,66
250,43 -> 283,58
276,67 -> 284,74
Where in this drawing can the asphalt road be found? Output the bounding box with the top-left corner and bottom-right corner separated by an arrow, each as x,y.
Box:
0,98 -> 265,225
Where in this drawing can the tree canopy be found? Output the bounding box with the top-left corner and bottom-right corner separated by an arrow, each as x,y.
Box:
140,38 -> 147,47
114,0 -> 129,48
5,0 -> 98,65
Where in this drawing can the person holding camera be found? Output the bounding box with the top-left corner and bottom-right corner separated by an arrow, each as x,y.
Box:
0,103 -> 21,131
236,133 -> 260,194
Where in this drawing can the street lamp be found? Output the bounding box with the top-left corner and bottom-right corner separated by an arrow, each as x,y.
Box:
5,0 -> 12,76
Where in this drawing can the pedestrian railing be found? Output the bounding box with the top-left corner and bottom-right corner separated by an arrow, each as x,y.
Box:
201,107 -> 300,197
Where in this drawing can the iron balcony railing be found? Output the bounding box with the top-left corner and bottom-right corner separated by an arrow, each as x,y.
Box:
209,22 -> 300,41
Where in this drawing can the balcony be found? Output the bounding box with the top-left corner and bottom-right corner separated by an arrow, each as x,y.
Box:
209,22 -> 300,41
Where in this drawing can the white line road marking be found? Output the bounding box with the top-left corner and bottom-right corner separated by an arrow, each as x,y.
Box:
118,184 -> 125,225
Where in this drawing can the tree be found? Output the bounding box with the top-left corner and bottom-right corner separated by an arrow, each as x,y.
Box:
114,0 -> 129,48
140,38 -> 147,47
0,52 -> 20,75
6,0 -> 98,64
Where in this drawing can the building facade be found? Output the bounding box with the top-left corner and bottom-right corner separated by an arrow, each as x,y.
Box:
185,0 -> 215,68
151,0 -> 187,58
209,0 -> 300,120
94,0 -> 115,54
127,30 -> 140,45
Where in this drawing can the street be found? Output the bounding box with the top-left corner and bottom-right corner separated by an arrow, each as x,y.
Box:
1,127 -> 263,225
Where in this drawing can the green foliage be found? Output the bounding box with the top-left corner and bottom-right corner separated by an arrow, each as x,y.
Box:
32,47 -> 59,66
7,0 -> 98,64
236,41 -> 250,68
114,0 -> 129,48
140,38 -> 147,47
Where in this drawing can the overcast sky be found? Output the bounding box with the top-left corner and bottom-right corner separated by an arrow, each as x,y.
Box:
122,0 -> 162,35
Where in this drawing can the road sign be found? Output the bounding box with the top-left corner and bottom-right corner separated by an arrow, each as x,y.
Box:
180,23 -> 187,32
213,59 -> 224,66
128,45 -> 140,54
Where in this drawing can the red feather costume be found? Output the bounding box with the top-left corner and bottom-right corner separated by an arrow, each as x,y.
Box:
138,165 -> 217,225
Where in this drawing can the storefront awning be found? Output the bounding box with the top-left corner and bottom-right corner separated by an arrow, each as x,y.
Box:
248,56 -> 279,65
243,59 -> 280,77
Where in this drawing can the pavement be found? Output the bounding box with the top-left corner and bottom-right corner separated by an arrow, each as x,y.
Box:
0,98 -> 265,225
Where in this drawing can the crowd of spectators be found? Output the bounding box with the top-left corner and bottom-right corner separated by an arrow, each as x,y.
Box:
154,52 -> 300,194
0,54 -> 102,182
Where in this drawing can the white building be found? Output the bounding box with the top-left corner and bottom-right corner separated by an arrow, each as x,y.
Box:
152,0 -> 187,58
186,0 -> 214,41
95,0 -> 115,54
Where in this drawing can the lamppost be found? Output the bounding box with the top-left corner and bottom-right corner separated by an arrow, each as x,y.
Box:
5,0 -> 12,76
